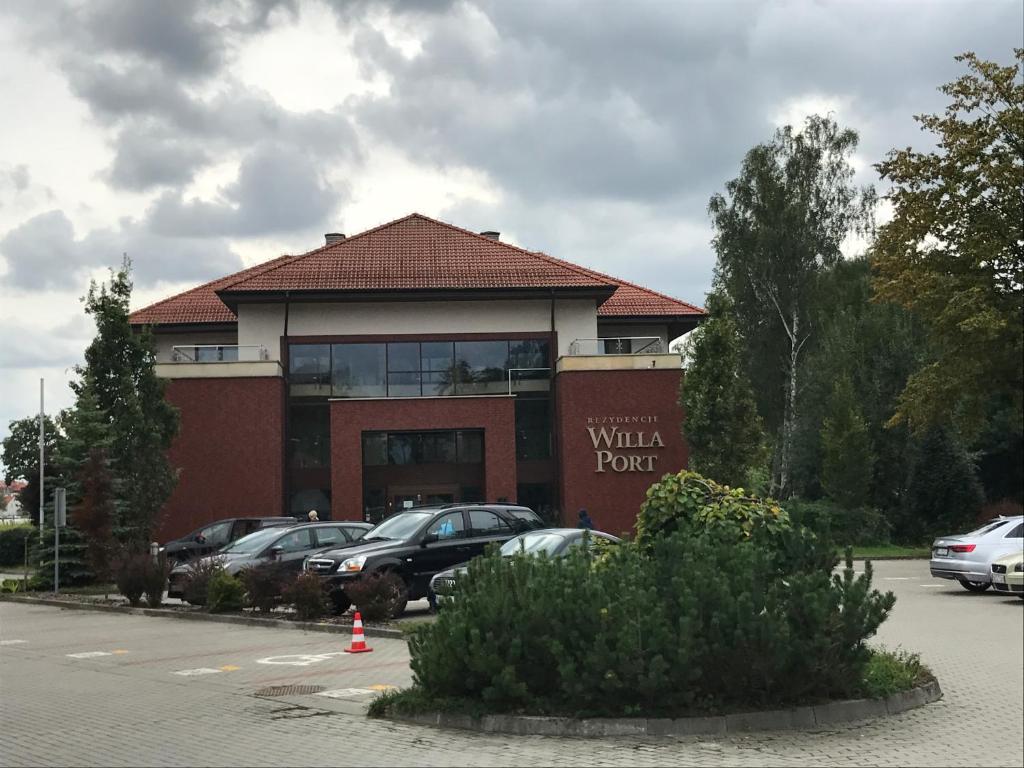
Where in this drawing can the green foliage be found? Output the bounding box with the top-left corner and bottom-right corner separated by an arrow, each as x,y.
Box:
181,558 -> 224,606
1,578 -> 21,594
786,498 -> 891,547
1,414 -> 61,523
240,562 -> 291,612
873,50 -> 1024,434
142,554 -> 169,608
72,260 -> 179,549
206,569 -> 245,613
344,571 -> 407,622
820,376 -> 873,509
635,470 -> 790,547
897,425 -> 985,542
402,532 -> 894,717
859,649 -> 928,699
30,524 -> 94,590
282,572 -> 327,621
709,114 -> 876,496
680,290 -> 768,487
0,524 -> 34,567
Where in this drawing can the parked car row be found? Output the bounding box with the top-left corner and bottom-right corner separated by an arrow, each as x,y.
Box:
930,515 -> 1024,598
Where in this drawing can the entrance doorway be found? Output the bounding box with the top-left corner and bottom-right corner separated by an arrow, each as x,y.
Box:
390,484 -> 459,511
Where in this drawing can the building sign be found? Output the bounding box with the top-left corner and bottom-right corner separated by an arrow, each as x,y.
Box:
586,416 -> 665,473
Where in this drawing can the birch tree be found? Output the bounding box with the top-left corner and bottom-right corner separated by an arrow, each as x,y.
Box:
709,115 -> 875,497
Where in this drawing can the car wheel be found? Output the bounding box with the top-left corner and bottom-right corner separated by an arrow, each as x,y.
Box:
957,579 -> 991,593
329,590 -> 351,615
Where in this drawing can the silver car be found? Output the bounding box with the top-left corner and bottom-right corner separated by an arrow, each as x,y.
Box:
930,516 -> 1024,592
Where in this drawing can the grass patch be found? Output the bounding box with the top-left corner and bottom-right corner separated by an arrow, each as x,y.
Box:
843,545 -> 930,559
859,648 -> 931,698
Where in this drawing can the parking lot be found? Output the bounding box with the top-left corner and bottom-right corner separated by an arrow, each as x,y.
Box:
1,559 -> 1022,767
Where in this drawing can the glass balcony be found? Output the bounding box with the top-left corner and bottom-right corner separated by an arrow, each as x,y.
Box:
171,345 -> 269,362
567,337 -> 665,356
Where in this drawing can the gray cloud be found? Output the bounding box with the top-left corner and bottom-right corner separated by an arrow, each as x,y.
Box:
0,209 -> 244,291
106,125 -> 211,190
147,143 -> 342,237
0,316 -> 89,370
8,165 -> 29,192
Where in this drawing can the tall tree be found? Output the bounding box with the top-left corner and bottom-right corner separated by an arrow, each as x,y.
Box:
873,50 -> 1024,434
1,415 -> 61,523
820,375 -> 872,509
72,260 -> 179,549
680,290 -> 767,487
709,115 -> 876,496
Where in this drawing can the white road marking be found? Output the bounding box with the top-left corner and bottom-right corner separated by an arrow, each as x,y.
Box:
66,651 -> 112,659
173,668 -> 222,676
257,652 -> 348,667
920,584 -> 944,588
315,688 -> 376,699
0,640 -> 27,646
884,577 -> 910,580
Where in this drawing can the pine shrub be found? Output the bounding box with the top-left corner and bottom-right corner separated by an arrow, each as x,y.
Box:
240,562 -> 292,612
282,572 -> 327,621
0,524 -> 33,568
207,570 -> 244,613
344,571 -> 407,622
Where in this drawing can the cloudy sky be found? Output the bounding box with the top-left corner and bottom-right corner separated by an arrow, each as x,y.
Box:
0,0 -> 1019,457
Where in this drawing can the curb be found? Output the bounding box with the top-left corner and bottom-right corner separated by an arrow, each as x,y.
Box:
0,594 -> 407,640
383,680 -> 942,737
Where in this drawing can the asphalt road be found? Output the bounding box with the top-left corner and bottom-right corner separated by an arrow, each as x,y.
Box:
1,560 -> 1021,767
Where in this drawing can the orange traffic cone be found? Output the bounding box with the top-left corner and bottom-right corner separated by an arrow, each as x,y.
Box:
344,611 -> 373,654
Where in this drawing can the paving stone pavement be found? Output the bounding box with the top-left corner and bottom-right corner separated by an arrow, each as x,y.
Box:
0,560 -> 1021,767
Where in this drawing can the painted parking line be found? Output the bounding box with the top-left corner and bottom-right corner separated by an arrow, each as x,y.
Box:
257,652 -> 349,667
173,668 -> 223,676
920,584 -> 944,588
367,684 -> 397,691
315,688 -> 377,699
66,651 -> 113,659
884,577 -> 911,581
0,640 -> 27,646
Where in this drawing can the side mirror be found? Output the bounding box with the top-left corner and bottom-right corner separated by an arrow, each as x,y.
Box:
194,535 -> 205,544
268,546 -> 284,559
421,533 -> 439,547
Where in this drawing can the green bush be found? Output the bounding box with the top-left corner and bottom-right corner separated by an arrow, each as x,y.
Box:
181,558 -> 223,606
401,529 -> 895,718
240,562 -> 292,612
0,524 -> 33,567
282,572 -> 327,621
0,578 -> 21,593
859,649 -> 927,698
344,571 -> 407,622
29,524 -> 95,589
786,498 -> 892,546
206,569 -> 245,613
636,470 -> 790,547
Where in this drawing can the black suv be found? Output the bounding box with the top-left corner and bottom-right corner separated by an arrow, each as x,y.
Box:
161,516 -> 297,564
305,503 -> 544,615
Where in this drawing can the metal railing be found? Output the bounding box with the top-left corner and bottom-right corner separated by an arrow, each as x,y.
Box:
568,337 -> 665,356
507,367 -> 552,394
170,345 -> 269,362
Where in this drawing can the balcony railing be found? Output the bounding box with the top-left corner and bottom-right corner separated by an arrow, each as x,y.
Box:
170,345 -> 269,362
568,337 -> 665,356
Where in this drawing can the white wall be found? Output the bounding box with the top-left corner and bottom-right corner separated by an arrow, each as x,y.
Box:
237,298 -> 599,358
153,331 -> 239,362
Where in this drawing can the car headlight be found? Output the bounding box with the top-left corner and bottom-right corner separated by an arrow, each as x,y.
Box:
1014,562 -> 1023,573
340,555 -> 367,573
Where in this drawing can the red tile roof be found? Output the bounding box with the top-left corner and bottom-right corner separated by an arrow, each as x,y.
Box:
129,213 -> 702,325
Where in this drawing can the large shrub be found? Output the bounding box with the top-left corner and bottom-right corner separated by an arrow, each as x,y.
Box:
344,571 -> 407,622
402,528 -> 894,717
636,470 -> 790,546
115,552 -> 150,607
142,554 -> 169,608
181,558 -> 223,606
240,562 -> 292,613
0,524 -> 33,568
282,573 -> 327,621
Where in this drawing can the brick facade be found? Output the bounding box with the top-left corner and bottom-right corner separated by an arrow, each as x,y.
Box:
159,377 -> 285,541
555,368 -> 688,537
329,396 -> 517,521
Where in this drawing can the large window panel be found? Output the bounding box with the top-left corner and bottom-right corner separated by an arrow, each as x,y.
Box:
289,404 -> 330,468
387,371 -> 421,397
290,345 -> 331,394
332,343 -> 386,397
455,340 -> 509,394
387,342 -> 420,372
515,397 -> 552,460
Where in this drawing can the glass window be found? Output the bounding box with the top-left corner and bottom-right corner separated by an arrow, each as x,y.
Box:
422,371 -> 455,396
223,528 -> 281,554
515,398 -> 551,460
455,341 -> 509,392
499,532 -> 567,556
426,512 -> 466,541
509,340 -> 549,371
469,510 -> 512,535
421,342 -> 454,372
363,433 -> 387,466
272,528 -> 314,553
332,344 -> 385,397
289,404 -> 329,468
388,434 -> 415,465
198,521 -> 232,547
1004,523 -> 1023,539
387,372 -> 421,397
290,345 -> 331,384
457,431 -> 484,463
419,432 -> 457,463
366,511 -> 434,541
289,488 -> 330,517
220,346 -> 239,362
387,342 -> 420,372
315,526 -> 350,548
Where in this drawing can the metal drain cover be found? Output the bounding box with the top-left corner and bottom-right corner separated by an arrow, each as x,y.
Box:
254,684 -> 326,697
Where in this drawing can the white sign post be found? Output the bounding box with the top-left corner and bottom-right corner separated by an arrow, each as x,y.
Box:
53,487 -> 66,594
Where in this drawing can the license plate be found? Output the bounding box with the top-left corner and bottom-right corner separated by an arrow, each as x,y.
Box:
993,573 -> 1006,584
934,547 -> 948,557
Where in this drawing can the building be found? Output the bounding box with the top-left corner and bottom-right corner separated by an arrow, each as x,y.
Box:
129,214 -> 703,541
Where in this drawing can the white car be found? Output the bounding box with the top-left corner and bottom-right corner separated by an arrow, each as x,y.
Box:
930,516 -> 1024,592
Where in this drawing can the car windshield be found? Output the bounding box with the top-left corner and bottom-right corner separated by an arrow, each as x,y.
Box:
964,520 -> 1012,537
363,512 -> 435,542
221,528 -> 283,554
500,532 -> 567,556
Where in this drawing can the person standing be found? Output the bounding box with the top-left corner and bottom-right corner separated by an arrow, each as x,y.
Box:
577,509 -> 595,530
307,510 -> 319,521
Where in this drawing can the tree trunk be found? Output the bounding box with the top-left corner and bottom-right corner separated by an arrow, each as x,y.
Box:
778,309 -> 800,498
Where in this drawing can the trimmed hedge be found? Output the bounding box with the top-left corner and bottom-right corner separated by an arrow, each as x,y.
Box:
0,524 -> 33,567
